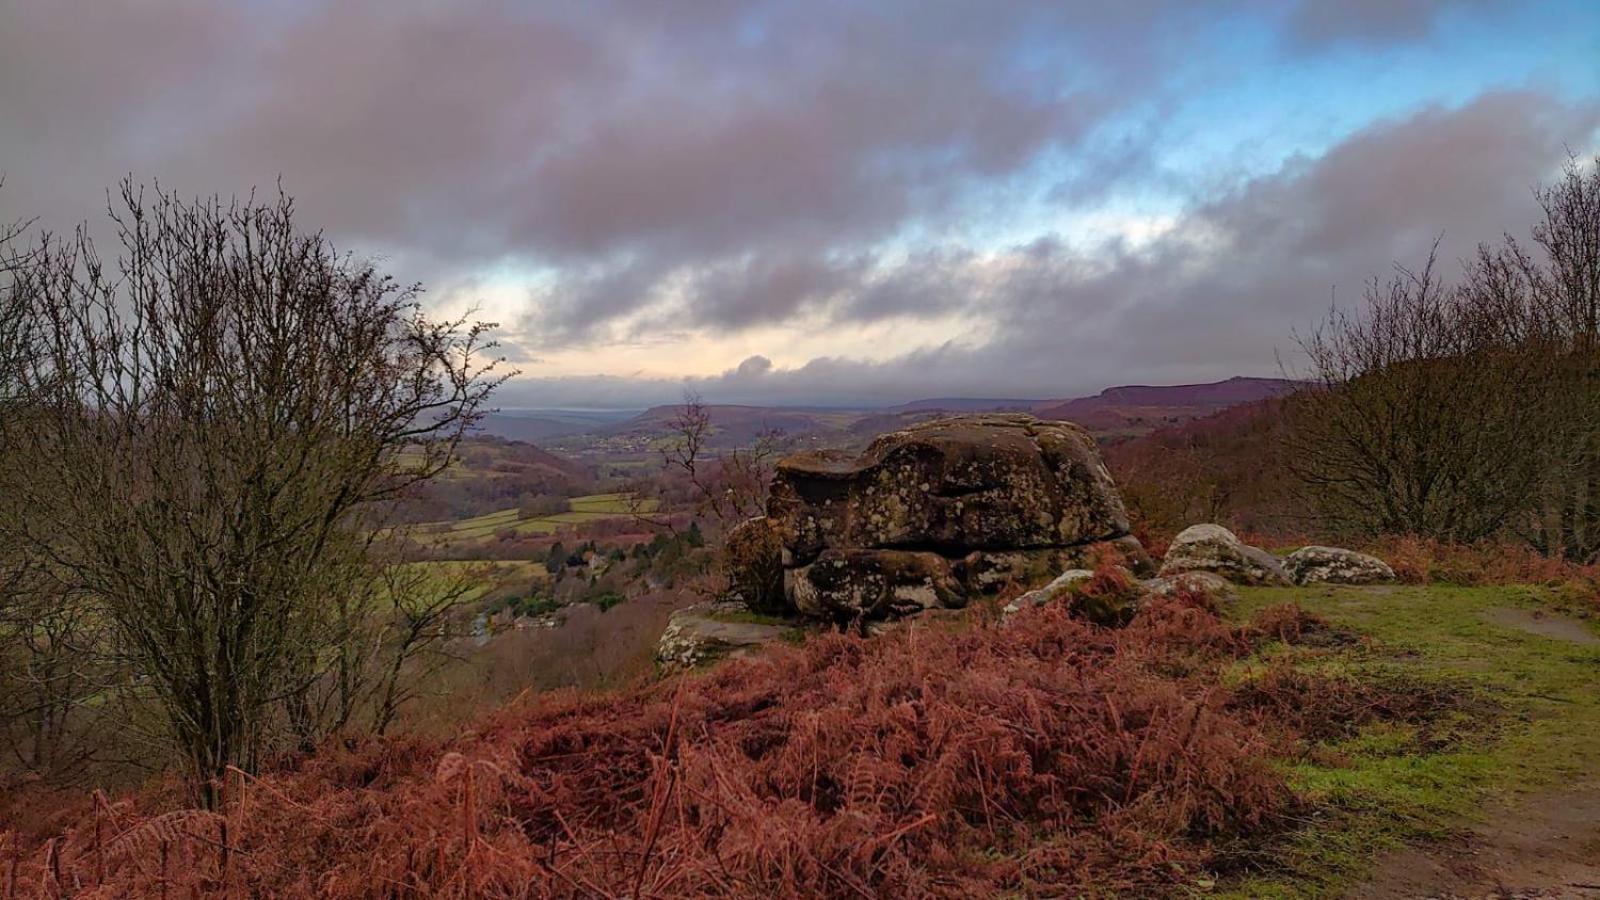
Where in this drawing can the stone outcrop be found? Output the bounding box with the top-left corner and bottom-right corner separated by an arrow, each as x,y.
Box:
790,548 -> 963,619
654,602 -> 794,671
1158,524 -> 1290,586
1283,546 -> 1396,585
764,415 -> 1149,620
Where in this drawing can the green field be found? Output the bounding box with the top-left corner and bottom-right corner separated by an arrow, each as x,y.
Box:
385,560 -> 548,607
406,492 -> 657,547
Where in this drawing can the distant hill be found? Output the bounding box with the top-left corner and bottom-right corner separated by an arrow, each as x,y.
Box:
886,398 -> 1040,413
476,408 -> 642,443
455,436 -> 593,483
480,377 -> 1303,462
1033,377 -> 1300,439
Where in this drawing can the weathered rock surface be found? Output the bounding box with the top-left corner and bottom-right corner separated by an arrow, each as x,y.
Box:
1158,524 -> 1290,586
769,415 -> 1132,563
1284,546 -> 1396,585
955,535 -> 1155,590
1138,571 -> 1238,604
763,414 -> 1145,620
654,602 -> 793,671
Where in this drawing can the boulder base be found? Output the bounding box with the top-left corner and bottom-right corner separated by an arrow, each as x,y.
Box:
788,548 -> 963,619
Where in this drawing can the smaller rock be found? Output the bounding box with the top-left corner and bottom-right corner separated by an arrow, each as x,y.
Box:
1159,524 -> 1290,586
1002,569 -> 1095,618
1138,571 -> 1238,605
655,602 -> 792,672
1284,546 -> 1395,585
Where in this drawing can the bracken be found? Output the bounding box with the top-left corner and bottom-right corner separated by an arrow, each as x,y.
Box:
7,589 -> 1411,898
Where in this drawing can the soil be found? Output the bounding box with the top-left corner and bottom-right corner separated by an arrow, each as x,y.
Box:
1348,782 -> 1600,899
1481,607 -> 1600,648
1351,608 -> 1600,898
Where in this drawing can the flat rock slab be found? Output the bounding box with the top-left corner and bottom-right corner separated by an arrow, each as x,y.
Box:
656,603 -> 796,671
1481,607 -> 1600,647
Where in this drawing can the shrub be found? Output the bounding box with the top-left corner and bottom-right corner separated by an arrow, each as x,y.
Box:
1374,535 -> 1599,587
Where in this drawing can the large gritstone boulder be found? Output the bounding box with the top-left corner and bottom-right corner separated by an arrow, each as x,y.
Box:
765,415 -> 1149,621
1158,524 -> 1291,586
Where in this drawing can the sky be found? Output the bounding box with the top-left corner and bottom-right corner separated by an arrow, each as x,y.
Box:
2,1 -> 1597,409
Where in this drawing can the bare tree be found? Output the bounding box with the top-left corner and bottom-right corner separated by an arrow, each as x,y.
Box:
658,392 -> 783,526
1462,156 -> 1600,560
0,181 -> 504,801
1286,245 -> 1542,540
1287,156 -> 1600,556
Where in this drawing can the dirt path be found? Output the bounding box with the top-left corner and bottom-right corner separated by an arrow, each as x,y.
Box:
1348,782 -> 1600,899
1481,607 -> 1600,647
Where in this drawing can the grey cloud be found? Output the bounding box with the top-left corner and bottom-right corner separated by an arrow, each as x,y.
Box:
0,0 -> 1584,409
498,91 -> 1600,407
2,0 -> 1269,338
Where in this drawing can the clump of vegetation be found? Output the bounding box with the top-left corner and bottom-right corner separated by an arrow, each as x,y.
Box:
0,182 -> 502,801
4,589 -> 1455,898
1374,535 -> 1599,587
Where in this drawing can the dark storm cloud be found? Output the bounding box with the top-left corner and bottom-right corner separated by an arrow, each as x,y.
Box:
1,1 -> 1154,262
2,0 -> 1184,348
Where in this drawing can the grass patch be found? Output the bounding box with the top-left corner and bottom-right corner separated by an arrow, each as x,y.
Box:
1219,583 -> 1600,897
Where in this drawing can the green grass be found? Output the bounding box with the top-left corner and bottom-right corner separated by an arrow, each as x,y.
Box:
405,493 -> 658,547
1218,583 -> 1600,897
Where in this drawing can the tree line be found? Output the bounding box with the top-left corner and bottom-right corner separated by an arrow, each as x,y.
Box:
0,182 -> 503,803
1288,156 -> 1600,562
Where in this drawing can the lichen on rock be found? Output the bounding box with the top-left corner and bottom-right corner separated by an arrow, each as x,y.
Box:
754,414 -> 1149,621
1158,523 -> 1290,586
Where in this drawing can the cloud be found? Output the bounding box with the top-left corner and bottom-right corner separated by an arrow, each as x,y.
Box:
495,90 -> 1599,407
1,1 -> 1592,410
